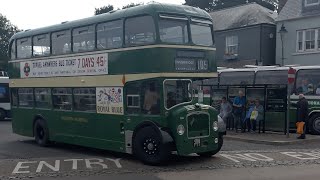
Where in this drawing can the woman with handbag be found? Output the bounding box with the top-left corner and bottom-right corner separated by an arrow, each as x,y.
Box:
248,99 -> 264,133
292,94 -> 309,139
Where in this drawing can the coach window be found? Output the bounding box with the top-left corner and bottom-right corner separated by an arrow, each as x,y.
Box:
52,88 -> 72,110
126,83 -> 141,114
73,25 -> 95,52
125,16 -> 156,46
33,34 -> 50,57
18,88 -> 34,107
17,38 -> 32,59
73,88 -> 96,112
0,84 -> 9,103
97,20 -> 123,49
52,30 -> 71,55
35,88 -> 51,109
10,40 -> 16,59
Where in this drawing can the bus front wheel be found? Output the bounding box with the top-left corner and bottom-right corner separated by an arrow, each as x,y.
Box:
309,115 -> 320,135
34,119 -> 50,147
133,126 -> 170,165
197,136 -> 223,157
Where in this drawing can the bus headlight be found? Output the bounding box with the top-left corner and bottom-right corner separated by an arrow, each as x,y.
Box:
177,125 -> 185,135
213,121 -> 218,131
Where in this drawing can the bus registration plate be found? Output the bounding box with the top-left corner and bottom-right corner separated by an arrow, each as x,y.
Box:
193,138 -> 201,147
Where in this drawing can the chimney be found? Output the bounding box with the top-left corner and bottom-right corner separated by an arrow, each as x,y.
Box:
278,0 -> 288,13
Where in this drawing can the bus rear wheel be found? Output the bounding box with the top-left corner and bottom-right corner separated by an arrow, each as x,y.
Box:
309,115 -> 320,135
197,136 -> 223,157
133,126 -> 170,165
34,119 -> 50,147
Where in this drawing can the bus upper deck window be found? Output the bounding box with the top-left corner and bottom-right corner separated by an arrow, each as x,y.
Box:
17,38 -> 32,59
125,16 -> 156,46
158,14 -> 188,44
190,18 -> 213,46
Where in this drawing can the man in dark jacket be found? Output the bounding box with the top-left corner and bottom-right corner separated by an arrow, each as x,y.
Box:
293,94 -> 309,139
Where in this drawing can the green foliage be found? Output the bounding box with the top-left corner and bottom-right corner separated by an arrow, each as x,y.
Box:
95,5 -> 114,15
185,0 -> 278,12
0,13 -> 18,71
94,3 -> 144,15
122,3 -> 144,9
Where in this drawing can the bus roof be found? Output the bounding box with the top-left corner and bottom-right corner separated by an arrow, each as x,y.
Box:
10,3 -> 211,40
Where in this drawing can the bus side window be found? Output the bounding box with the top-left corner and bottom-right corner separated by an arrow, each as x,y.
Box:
73,88 -> 96,112
52,88 -> 72,111
18,88 -> 34,107
34,88 -> 51,109
126,83 -> 141,114
11,88 -> 18,107
142,81 -> 160,115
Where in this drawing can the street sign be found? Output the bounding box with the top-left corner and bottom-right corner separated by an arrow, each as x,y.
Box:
288,67 -> 296,84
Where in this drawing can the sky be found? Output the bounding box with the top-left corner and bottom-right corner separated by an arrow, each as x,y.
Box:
0,0 -> 185,30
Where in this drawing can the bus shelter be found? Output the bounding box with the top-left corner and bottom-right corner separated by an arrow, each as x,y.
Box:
198,84 -> 288,134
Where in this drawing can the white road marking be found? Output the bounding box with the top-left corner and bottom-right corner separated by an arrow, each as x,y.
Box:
12,158 -> 122,174
12,161 -> 37,174
281,152 -> 320,160
36,160 -> 60,173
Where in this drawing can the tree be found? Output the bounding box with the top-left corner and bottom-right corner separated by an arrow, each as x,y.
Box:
0,14 -> 18,71
185,0 -> 278,12
95,5 -> 114,15
122,3 -> 143,9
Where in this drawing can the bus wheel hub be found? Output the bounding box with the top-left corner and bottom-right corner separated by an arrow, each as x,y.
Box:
144,139 -> 157,154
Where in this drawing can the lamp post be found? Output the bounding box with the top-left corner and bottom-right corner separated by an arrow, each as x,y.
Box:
278,24 -> 288,66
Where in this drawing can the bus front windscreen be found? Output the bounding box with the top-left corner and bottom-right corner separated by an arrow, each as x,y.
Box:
190,19 -> 213,46
164,80 -> 192,109
219,71 -> 255,85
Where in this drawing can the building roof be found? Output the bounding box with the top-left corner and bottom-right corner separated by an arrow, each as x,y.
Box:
210,3 -> 277,31
277,0 -> 320,22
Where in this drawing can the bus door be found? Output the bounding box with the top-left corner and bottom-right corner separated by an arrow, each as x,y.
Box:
124,80 -> 162,153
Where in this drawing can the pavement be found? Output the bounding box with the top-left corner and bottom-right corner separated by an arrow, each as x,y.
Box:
224,130 -> 320,145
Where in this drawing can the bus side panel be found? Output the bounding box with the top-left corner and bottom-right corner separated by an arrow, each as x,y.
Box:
12,108 -> 36,137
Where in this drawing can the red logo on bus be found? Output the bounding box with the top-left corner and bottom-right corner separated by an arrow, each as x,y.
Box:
23,63 -> 31,77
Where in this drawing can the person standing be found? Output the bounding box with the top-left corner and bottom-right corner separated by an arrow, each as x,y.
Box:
233,90 -> 246,133
219,97 -> 232,125
292,94 -> 309,139
249,99 -> 264,132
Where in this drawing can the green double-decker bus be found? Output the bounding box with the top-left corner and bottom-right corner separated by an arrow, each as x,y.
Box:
8,3 -> 223,164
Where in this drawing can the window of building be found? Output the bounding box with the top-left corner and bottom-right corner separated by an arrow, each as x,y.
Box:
18,88 -> 34,107
52,88 -> 72,110
10,40 -> 16,60
52,30 -> 71,55
35,88 -> 51,109
305,0 -> 320,6
297,31 -> 303,51
73,88 -> 96,112
33,34 -> 50,57
225,36 -> 238,55
73,25 -> 95,52
125,16 -> 156,46
11,88 -> 18,107
159,15 -> 188,44
296,29 -> 320,52
191,18 -> 213,46
17,38 -> 32,59
97,20 -> 123,50
305,29 -> 316,50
